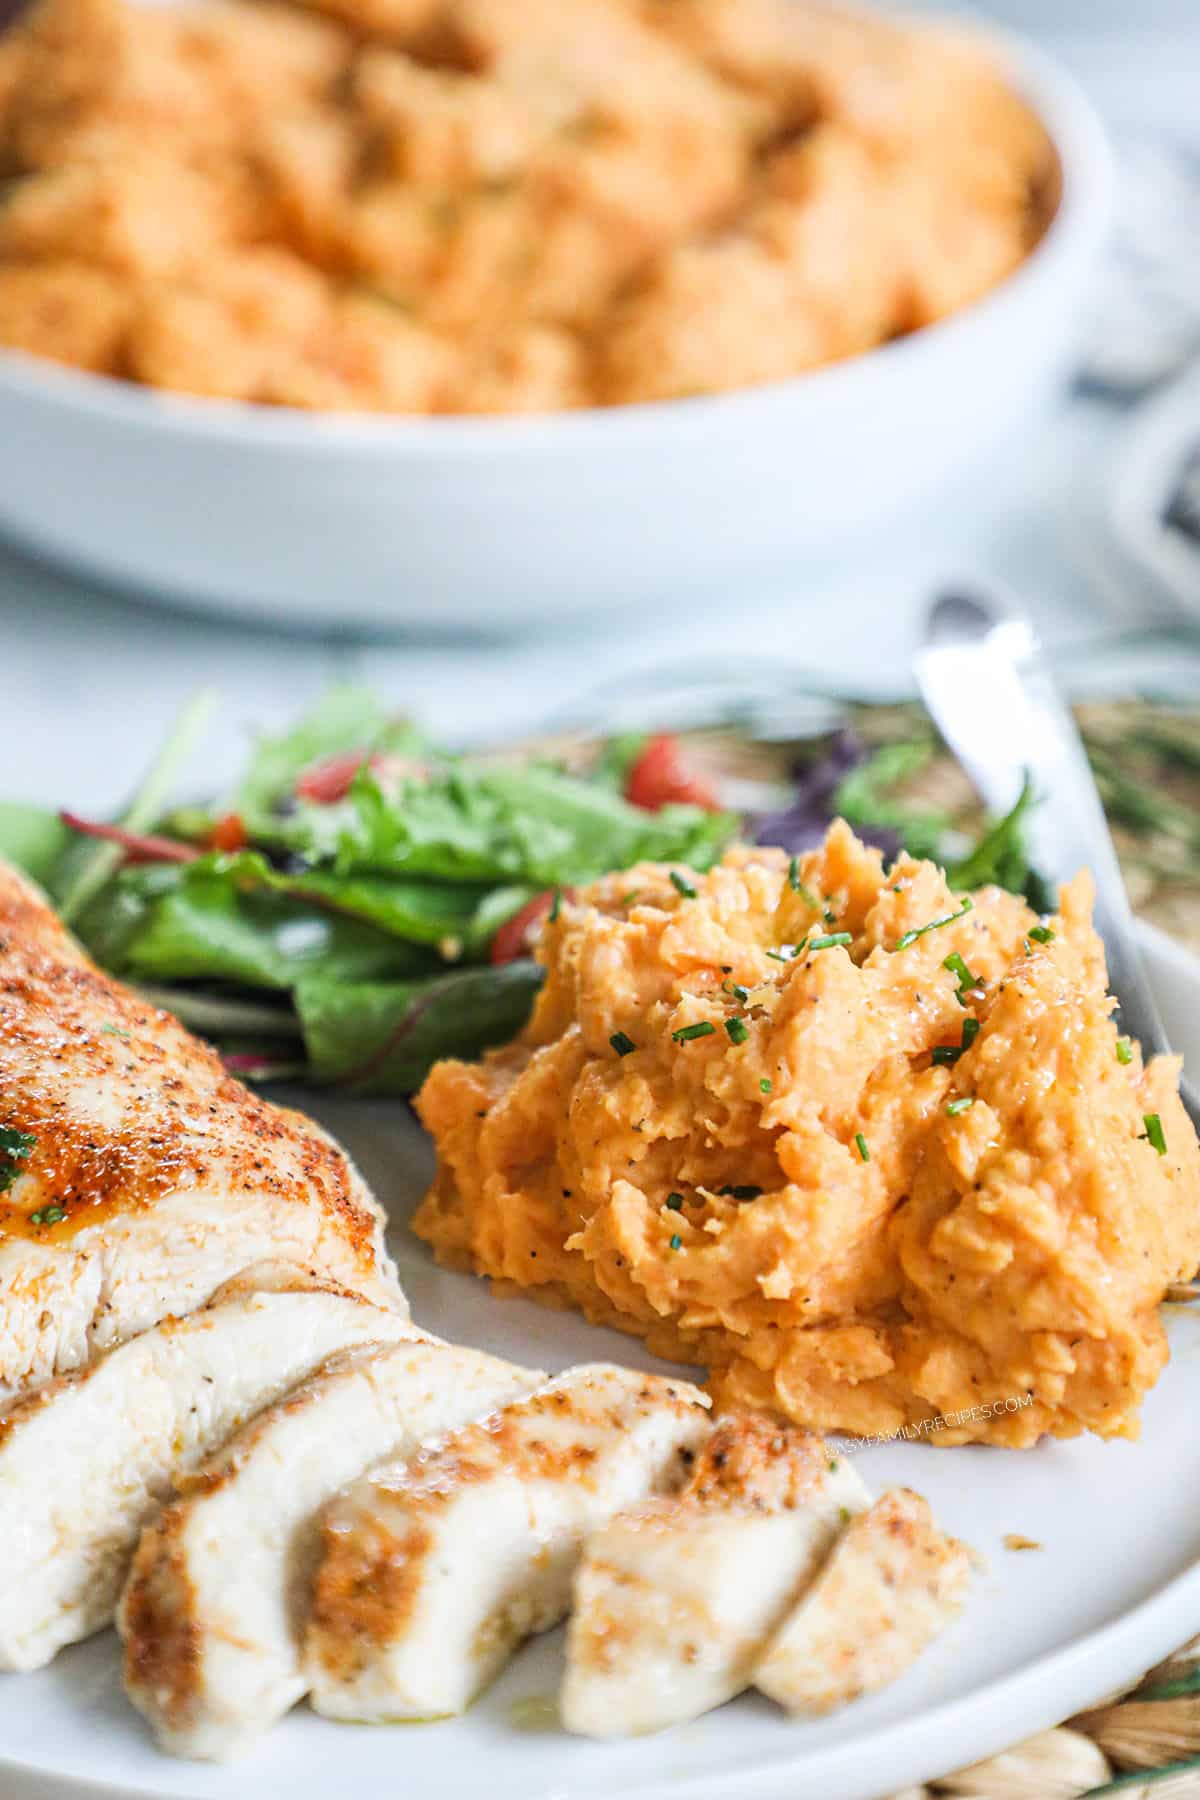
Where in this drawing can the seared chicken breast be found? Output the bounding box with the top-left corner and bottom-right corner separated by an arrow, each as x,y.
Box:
120,1337 -> 543,1760
755,1487 -> 971,1714
305,1365 -> 711,1723
562,1413 -> 869,1737
0,860 -> 403,1403
0,1274 -> 413,1671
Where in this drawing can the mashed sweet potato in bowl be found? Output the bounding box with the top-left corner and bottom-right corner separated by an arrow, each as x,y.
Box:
0,0 -> 1056,412
414,823 -> 1200,1449
0,0 -> 1109,625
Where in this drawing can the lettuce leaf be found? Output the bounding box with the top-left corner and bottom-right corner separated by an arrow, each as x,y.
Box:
328,760 -> 734,884
156,850 -> 533,954
0,803 -> 70,888
84,860 -> 435,991
295,962 -> 545,1093
233,686 -> 428,842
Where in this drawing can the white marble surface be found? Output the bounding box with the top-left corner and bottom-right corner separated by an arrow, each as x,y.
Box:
4,16 -> 1198,812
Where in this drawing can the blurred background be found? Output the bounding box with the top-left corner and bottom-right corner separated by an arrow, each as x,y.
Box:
1,0 -> 1199,814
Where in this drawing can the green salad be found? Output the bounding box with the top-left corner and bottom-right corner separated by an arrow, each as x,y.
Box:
9,681 -> 1185,1097
0,690 -> 734,1094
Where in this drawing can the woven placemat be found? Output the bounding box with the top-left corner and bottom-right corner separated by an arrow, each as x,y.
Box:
887,1636 -> 1200,1798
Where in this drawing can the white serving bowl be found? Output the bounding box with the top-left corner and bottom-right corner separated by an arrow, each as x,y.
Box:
0,28 -> 1110,633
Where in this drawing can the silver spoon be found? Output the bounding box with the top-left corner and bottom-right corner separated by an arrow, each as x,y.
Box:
914,587 -> 1200,1186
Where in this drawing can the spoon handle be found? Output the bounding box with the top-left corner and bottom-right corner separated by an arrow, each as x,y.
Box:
914,589 -> 1177,1075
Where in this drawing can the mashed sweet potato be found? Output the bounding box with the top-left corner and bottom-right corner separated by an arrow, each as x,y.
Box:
414,825 -> 1200,1447
0,0 -> 1053,412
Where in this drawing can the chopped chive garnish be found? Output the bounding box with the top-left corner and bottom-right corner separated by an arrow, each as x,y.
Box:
725,1016 -> 750,1045
722,979 -> 750,1005
29,1212 -> 42,1226
670,871 -> 698,899
621,890 -> 640,906
838,1506 -> 852,1525
99,1023 -> 131,1041
787,857 -> 816,904
854,1132 -> 870,1163
669,1233 -> 682,1251
827,1457 -> 839,1472
548,888 -> 562,923
892,897 -> 974,952
1142,1112 -> 1167,1155
666,1193 -> 684,1211
0,1125 -> 36,1194
760,1077 -> 773,1095
672,1021 -> 717,1043
767,941 -> 807,962
1028,924 -> 1055,944
933,1018 -> 978,1065
808,932 -> 852,952
41,1206 -> 65,1225
942,950 -> 979,1004
765,949 -> 790,963
610,1031 -> 637,1057
1116,1036 -> 1133,1065
945,1096 -> 975,1117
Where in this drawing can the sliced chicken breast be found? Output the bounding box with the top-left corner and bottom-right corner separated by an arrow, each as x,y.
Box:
120,1337 -> 544,1760
305,1364 -> 711,1724
561,1413 -> 870,1738
0,860 -> 403,1404
754,1487 -> 971,1714
0,1277 -> 414,1671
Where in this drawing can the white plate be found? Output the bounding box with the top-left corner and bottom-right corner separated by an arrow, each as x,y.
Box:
2,920 -> 1197,1800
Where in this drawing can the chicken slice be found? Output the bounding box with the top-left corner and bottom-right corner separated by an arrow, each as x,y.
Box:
304,1364 -> 711,1723
754,1486 -> 971,1714
0,859 -> 403,1404
120,1337 -> 544,1760
0,1277 -> 415,1671
561,1412 -> 870,1737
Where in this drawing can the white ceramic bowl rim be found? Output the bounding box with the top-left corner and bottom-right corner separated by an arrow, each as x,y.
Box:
0,22 -> 1111,458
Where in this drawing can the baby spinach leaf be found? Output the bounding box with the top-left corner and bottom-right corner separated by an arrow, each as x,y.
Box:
295,961 -> 546,1094
99,860 -> 433,991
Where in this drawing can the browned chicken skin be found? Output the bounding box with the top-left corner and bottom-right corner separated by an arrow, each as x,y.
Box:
0,858 -> 404,1402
